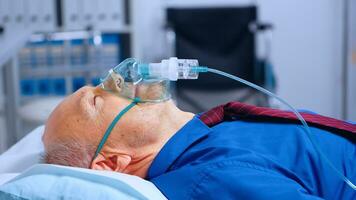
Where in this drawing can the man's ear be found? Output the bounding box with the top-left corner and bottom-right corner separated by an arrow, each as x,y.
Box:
90,153 -> 131,172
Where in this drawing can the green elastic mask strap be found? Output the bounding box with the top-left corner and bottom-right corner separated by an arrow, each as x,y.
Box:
92,97 -> 141,160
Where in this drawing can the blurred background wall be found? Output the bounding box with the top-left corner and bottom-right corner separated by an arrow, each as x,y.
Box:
258,0 -> 345,119
133,0 -> 345,118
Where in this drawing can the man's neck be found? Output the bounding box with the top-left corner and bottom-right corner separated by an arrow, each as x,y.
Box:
126,101 -> 194,178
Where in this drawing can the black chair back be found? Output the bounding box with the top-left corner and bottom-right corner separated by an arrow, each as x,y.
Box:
167,6 -> 257,90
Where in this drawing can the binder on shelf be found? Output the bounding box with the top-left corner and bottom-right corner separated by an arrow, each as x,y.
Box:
20,79 -> 37,96
53,78 -> 66,95
38,78 -> 52,95
50,40 -> 65,66
101,33 -> 120,67
72,77 -> 86,92
70,39 -> 86,65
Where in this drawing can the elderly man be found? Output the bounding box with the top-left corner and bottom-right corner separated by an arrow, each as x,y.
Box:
43,86 -> 356,200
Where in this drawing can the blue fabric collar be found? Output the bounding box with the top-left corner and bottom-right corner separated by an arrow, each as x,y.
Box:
147,116 -> 211,179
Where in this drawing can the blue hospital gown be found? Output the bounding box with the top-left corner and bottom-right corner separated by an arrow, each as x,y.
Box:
147,116 -> 356,200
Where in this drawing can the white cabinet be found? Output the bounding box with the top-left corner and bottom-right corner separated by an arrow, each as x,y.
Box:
63,0 -> 126,31
63,0 -> 82,30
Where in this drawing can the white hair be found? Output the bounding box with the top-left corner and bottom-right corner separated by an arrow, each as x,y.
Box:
43,139 -> 97,168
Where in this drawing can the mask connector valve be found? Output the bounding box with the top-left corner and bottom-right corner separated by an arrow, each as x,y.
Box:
138,57 -> 202,81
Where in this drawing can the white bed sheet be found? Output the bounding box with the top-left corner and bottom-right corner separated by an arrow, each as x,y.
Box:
0,126 -> 44,174
0,126 -> 44,185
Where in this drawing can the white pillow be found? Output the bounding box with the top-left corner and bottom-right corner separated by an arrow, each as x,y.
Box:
0,164 -> 167,200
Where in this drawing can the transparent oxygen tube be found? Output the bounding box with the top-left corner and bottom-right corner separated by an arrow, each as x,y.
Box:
139,57 -> 356,190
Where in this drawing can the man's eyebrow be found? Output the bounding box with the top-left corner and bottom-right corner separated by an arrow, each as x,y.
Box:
79,92 -> 97,118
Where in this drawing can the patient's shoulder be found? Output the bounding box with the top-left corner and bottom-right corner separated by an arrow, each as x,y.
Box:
187,160 -> 324,199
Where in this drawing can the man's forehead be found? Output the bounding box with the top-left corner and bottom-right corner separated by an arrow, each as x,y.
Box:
50,97 -> 72,121
43,94 -> 79,139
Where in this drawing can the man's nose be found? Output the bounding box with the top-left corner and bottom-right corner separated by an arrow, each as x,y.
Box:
74,86 -> 95,97
78,85 -> 108,96
80,85 -> 95,92
91,85 -> 110,96
93,85 -> 105,93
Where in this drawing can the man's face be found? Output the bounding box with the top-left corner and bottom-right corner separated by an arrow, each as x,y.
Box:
43,86 -> 131,153
41,85 -> 188,173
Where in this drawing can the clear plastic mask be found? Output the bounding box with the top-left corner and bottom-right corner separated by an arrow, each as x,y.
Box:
99,58 -> 171,103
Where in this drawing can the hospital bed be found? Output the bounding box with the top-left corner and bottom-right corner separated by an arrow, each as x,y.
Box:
0,126 -> 166,200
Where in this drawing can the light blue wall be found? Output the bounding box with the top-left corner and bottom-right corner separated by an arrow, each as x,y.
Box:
257,0 -> 344,119
346,0 -> 356,121
0,65 -> 5,153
